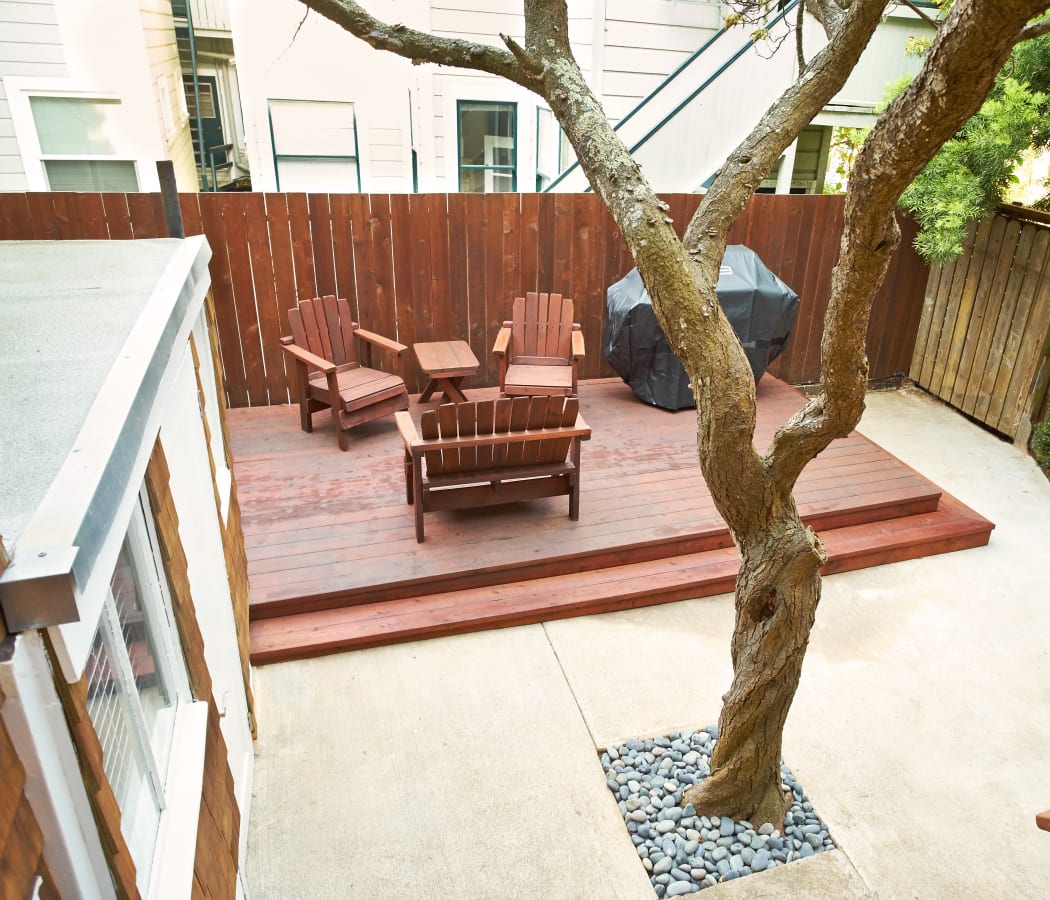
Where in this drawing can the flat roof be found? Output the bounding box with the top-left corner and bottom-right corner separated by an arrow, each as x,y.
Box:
0,239 -> 188,548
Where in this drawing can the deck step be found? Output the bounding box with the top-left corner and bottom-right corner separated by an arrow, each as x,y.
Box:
247,483 -> 942,622
250,493 -> 993,665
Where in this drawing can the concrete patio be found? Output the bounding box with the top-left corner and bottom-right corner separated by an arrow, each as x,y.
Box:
245,386 -> 1050,899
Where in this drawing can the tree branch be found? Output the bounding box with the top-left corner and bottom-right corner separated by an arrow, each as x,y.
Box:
297,0 -> 534,89
767,0 -> 1050,488
684,1 -> 890,283
795,0 -> 807,75
1018,17 -> 1050,41
898,0 -> 941,28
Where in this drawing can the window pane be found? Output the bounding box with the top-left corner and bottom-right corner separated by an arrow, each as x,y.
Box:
458,101 -> 516,193
110,536 -> 177,783
270,100 -> 357,157
30,96 -> 122,154
85,627 -> 161,886
44,160 -> 138,192
277,157 -> 359,192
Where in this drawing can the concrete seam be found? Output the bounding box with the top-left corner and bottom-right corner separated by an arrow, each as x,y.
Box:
541,621 -> 601,750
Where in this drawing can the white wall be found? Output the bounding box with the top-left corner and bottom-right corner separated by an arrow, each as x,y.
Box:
0,0 -> 67,190
230,0 -> 427,193
160,334 -> 254,848
2,0 -> 197,192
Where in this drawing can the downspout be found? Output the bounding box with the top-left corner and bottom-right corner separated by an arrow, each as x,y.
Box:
184,1 -> 211,191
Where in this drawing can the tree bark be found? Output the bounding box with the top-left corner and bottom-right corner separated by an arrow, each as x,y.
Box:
682,507 -> 825,824
302,0 -> 1050,825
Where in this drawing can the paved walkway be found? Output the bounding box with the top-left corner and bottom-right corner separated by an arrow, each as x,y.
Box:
246,387 -> 1050,899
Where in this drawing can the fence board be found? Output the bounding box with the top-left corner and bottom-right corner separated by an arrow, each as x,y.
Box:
973,223 -> 1036,422
243,192 -> 287,405
0,191 -> 931,408
910,206 -> 1050,440
952,218 -> 1019,412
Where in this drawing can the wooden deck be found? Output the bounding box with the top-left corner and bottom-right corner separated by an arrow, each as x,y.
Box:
229,378 -> 994,664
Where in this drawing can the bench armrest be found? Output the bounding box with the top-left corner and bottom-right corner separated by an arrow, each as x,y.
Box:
280,338 -> 336,374
356,327 -> 408,357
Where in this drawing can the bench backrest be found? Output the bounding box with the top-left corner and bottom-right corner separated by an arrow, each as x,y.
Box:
510,292 -> 575,366
420,396 -> 580,477
288,295 -> 359,368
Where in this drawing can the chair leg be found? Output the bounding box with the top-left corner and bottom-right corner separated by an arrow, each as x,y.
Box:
413,467 -> 426,543
404,452 -> 414,505
332,406 -> 349,451
569,439 -> 581,520
299,399 -> 313,433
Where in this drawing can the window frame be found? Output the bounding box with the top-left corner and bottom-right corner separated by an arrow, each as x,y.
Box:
267,97 -> 362,192
84,483 -> 206,897
456,99 -> 518,193
4,80 -> 143,192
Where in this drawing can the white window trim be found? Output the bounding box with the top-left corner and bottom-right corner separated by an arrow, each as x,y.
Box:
192,312 -> 233,523
2,77 -> 149,191
440,80 -> 535,191
91,486 -> 206,896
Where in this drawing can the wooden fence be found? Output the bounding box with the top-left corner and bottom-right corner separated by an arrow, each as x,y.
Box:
910,203 -> 1050,442
0,191 -> 928,408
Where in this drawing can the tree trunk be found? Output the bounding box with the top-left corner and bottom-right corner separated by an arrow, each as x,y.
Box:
683,509 -> 825,826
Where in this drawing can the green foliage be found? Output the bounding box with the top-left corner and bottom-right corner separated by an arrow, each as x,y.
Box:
895,25 -> 1050,266
901,78 -> 1045,264
1034,417 -> 1050,472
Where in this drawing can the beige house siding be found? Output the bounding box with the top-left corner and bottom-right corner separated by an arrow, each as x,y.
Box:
0,0 -> 67,190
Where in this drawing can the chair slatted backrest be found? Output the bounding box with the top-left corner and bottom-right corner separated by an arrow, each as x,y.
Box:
288,296 -> 359,369
510,293 -> 575,366
420,396 -> 580,477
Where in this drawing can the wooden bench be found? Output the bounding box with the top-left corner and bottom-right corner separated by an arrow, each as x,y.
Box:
395,396 -> 591,542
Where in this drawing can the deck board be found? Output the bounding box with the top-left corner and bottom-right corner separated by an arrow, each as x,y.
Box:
228,377 -> 994,661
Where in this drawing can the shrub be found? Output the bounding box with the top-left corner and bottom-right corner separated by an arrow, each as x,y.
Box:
1035,418 -> 1050,472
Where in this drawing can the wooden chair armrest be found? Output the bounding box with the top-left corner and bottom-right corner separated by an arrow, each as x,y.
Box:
1038,809 -> 1050,832
571,329 -> 585,361
394,411 -> 422,450
280,340 -> 336,374
356,328 -> 408,357
493,325 -> 511,357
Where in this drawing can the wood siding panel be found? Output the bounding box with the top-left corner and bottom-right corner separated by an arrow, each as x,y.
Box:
145,441 -> 242,897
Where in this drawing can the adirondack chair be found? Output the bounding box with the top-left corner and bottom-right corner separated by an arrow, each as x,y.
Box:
492,292 -> 585,397
395,395 -> 591,542
280,296 -> 409,451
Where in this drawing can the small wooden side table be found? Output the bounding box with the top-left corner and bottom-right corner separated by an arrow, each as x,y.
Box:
413,340 -> 480,403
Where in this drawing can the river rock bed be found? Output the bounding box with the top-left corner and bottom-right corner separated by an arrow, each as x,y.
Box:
600,726 -> 834,895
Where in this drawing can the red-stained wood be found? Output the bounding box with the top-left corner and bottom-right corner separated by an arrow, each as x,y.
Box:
308,193 -> 337,298
198,194 -> 249,408
219,192 -> 268,405
248,488 -> 991,664
286,193 -> 317,302
0,192 -> 32,239
243,192 -> 288,406
230,377 -> 993,661
0,192 -> 931,406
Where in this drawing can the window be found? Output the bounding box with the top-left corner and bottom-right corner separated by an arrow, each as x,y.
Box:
269,99 -> 360,192
84,488 -> 190,891
458,101 -> 516,192
29,96 -> 139,191
535,107 -> 573,191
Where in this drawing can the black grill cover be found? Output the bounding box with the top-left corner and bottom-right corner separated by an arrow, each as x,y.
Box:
604,245 -> 800,410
